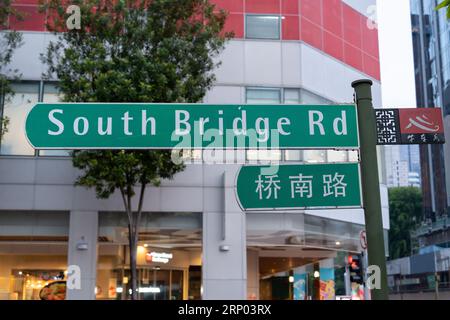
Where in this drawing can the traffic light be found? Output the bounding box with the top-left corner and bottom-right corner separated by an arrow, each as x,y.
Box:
348,255 -> 363,284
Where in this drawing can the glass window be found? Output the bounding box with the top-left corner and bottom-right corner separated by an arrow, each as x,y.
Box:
246,88 -> 281,104
39,83 -> 71,157
0,83 -> 39,156
97,212 -> 202,300
299,89 -> 332,105
0,211 -> 69,300
245,15 -> 280,40
284,89 -> 300,104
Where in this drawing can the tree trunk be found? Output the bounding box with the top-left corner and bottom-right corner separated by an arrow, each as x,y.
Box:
121,183 -> 147,301
129,221 -> 138,300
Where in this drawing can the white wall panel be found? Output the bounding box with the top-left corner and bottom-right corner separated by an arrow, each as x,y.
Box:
213,40 -> 245,85
204,85 -> 243,104
244,41 -> 282,86
281,42 -> 302,87
7,32 -> 57,81
300,44 -> 382,106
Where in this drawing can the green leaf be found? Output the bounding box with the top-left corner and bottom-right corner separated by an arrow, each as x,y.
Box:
436,0 -> 450,10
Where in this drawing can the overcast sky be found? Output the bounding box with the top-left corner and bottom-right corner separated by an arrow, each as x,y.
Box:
377,0 -> 417,108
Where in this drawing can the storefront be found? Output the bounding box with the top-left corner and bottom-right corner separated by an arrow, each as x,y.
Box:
0,204 -> 377,300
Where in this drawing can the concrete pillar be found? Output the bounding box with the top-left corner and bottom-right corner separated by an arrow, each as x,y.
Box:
202,171 -> 247,299
67,211 -> 98,300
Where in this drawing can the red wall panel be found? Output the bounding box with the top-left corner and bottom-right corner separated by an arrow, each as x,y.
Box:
361,20 -> 380,59
282,15 -> 299,40
324,30 -> 344,61
6,0 -> 380,80
12,0 -> 40,4
223,13 -> 244,38
342,4 -> 362,49
322,0 -> 343,38
281,0 -> 299,15
245,0 -> 280,14
301,17 -> 323,50
344,42 -> 363,71
300,0 -> 322,26
363,53 -> 381,80
211,0 -> 244,13
9,5 -> 45,31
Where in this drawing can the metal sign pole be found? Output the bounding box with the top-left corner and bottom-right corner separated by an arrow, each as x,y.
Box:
352,79 -> 389,300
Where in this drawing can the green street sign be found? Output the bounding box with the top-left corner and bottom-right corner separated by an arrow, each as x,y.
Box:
235,163 -> 362,211
25,103 -> 359,149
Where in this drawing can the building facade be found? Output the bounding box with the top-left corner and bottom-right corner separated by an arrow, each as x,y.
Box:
410,0 -> 450,249
384,145 -> 421,188
0,0 -> 388,300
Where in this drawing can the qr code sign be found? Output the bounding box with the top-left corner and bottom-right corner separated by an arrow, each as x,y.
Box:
375,109 -> 400,145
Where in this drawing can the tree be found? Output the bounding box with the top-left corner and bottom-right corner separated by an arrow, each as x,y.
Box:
40,0 -> 231,299
437,0 -> 450,18
0,0 -> 23,141
388,187 -> 423,260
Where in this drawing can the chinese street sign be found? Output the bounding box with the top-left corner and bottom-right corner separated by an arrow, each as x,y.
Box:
235,163 -> 362,211
375,108 -> 445,145
25,103 -> 359,149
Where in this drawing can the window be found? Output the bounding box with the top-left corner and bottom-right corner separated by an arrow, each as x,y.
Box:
299,88 -> 332,105
0,83 -> 39,156
284,89 -> 300,104
245,15 -> 280,40
246,88 -> 281,104
0,82 -> 72,157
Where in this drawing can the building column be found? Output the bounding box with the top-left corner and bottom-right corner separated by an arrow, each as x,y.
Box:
67,211 -> 98,300
202,171 -> 247,300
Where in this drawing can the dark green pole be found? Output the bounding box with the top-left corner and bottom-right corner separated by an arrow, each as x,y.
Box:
352,79 -> 389,300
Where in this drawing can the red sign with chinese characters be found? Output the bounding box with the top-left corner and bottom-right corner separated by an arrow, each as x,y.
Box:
399,108 -> 444,135
376,108 -> 445,145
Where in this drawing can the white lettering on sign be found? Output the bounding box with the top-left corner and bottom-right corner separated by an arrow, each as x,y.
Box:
43,107 -> 350,145
333,111 -> 348,135
98,117 -> 112,136
121,112 -> 133,136
255,175 -> 281,200
48,109 -> 64,135
323,173 -> 347,197
175,109 -> 292,141
309,110 -> 325,135
74,117 -> 89,136
289,174 -> 313,199
233,110 -> 247,135
254,173 -> 348,200
175,110 -> 191,136
277,117 -> 291,136
309,110 -> 348,136
255,117 -> 269,143
141,110 -> 156,136
146,252 -> 173,264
